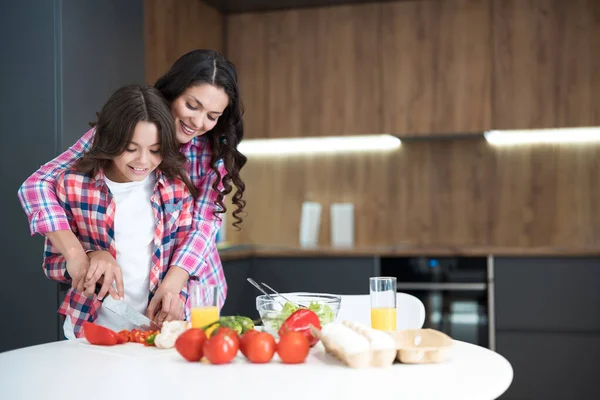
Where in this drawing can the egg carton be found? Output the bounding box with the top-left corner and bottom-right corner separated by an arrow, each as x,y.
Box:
386,328 -> 454,364
311,321 -> 396,368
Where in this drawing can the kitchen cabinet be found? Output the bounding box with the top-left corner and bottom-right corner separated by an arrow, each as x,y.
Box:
0,0 -> 144,352
144,0 -> 224,84
380,0 -> 492,136
496,331 -> 600,400
226,0 -> 491,138
493,0 -> 600,129
221,258 -> 256,318
494,256 -> 600,399
227,4 -> 382,138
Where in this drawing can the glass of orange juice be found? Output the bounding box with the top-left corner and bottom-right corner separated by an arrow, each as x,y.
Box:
190,282 -> 219,330
370,277 -> 397,331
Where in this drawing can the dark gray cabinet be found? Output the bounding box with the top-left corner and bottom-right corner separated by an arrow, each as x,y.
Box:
0,0 -> 143,352
494,257 -> 600,400
495,257 -> 600,332
221,256 -> 377,320
497,331 -> 600,400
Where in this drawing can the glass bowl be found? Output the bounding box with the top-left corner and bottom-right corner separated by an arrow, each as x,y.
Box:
256,292 -> 341,336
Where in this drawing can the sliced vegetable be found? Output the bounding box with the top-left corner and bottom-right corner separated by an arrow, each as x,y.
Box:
145,333 -> 157,346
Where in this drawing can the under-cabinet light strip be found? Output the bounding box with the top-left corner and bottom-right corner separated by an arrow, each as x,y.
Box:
484,127 -> 600,145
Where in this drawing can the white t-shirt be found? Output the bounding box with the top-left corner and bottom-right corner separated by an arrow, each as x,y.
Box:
64,173 -> 156,339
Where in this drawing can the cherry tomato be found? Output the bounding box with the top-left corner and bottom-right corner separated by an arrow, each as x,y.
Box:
245,332 -> 276,363
203,328 -> 240,365
239,329 -> 260,358
277,331 -> 310,364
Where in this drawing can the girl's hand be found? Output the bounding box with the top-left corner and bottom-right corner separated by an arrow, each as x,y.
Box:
83,250 -> 124,300
146,289 -> 184,327
65,252 -> 90,293
146,266 -> 189,326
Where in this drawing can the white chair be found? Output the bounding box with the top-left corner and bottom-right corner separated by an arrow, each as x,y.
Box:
335,293 -> 426,330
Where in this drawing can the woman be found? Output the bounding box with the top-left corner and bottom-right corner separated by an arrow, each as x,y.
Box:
47,84 -> 196,338
18,49 -> 246,324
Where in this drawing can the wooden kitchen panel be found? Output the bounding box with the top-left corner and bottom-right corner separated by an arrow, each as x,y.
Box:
226,12 -> 269,139
379,0 -> 492,136
493,0 -> 600,129
144,0 -> 224,84
225,141 -> 600,248
227,4 -> 383,138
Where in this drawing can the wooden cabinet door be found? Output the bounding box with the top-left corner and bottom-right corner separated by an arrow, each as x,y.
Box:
493,0 -> 600,129
228,5 -> 383,138
380,0 -> 492,136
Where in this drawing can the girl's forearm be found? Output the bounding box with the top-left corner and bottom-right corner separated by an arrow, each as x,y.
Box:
46,230 -> 87,261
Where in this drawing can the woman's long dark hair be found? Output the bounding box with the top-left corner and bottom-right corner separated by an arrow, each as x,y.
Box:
154,49 -> 247,229
77,84 -> 198,197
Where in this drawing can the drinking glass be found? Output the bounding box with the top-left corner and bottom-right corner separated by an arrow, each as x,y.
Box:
189,282 -> 219,329
370,277 -> 397,331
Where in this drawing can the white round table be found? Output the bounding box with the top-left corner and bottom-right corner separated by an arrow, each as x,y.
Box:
0,339 -> 512,400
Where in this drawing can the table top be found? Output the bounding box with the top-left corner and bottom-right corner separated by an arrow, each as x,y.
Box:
0,339 -> 512,400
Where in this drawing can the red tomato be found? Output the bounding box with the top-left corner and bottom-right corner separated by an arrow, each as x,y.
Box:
245,332 -> 276,363
203,329 -> 240,365
175,328 -> 207,362
82,321 -> 120,346
239,330 -> 260,358
277,331 -> 310,364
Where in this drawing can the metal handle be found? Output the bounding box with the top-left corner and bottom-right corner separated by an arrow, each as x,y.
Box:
396,282 -> 487,291
246,278 -> 286,307
259,281 -> 306,309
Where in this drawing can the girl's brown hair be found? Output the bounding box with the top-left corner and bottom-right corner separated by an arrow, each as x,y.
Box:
77,84 -> 198,197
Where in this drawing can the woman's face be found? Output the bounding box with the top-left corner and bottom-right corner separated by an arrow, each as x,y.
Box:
171,83 -> 229,145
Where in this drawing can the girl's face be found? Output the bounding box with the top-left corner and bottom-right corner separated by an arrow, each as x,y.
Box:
171,83 -> 229,145
105,121 -> 163,183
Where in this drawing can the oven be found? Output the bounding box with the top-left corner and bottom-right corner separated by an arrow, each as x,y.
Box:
379,255 -> 494,350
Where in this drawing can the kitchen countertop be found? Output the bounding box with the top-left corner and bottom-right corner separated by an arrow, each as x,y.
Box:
217,244 -> 600,261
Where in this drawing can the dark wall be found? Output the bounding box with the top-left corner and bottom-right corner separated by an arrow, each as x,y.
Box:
0,0 -> 143,353
61,0 -> 144,147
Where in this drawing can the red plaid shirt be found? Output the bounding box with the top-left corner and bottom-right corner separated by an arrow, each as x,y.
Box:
18,128 -> 228,331
44,169 -> 194,338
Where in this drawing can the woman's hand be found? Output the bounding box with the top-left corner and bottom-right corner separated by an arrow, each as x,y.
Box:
146,266 -> 189,326
84,250 -> 124,300
146,289 -> 185,327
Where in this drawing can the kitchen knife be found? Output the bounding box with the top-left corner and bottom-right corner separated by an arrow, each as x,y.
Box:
101,296 -> 159,330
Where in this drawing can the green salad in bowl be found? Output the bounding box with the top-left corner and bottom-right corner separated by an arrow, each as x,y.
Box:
256,292 -> 341,336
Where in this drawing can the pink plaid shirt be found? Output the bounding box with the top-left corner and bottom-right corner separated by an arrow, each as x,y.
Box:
18,128 -> 228,326
45,169 -> 194,338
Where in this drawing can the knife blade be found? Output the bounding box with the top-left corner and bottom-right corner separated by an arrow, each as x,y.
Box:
101,296 -> 158,330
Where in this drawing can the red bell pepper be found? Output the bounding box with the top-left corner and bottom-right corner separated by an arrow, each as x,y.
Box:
82,321 -> 121,346
278,309 -> 321,347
